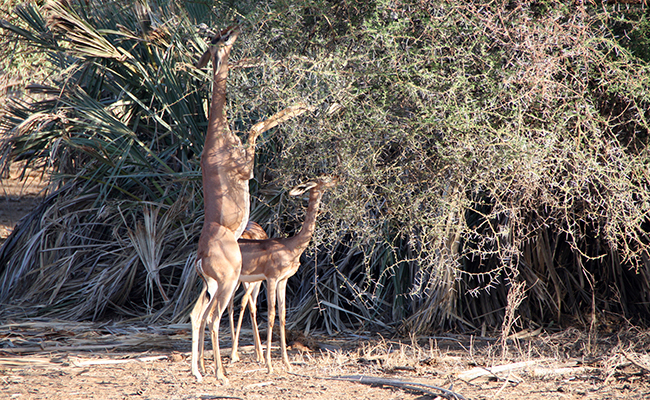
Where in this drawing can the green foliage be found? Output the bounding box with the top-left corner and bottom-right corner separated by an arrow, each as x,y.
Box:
1,0 -> 650,334
0,0 -> 50,99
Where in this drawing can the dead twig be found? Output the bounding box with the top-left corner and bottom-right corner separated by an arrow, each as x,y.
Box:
0,357 -> 56,367
71,355 -> 167,366
0,343 -> 139,354
0,354 -> 168,367
326,375 -> 466,400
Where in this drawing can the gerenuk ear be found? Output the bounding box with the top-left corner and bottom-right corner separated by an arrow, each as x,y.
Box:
289,181 -> 318,196
195,49 -> 212,69
211,24 -> 240,46
196,24 -> 240,69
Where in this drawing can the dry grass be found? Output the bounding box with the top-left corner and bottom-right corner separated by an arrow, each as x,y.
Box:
2,321 -> 650,399
0,161 -> 50,242
1,0 -> 650,342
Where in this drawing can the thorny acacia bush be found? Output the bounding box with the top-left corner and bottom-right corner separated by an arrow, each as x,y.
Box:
1,0 -> 650,335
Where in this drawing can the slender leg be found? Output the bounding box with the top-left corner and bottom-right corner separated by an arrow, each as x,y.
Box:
196,224 -> 242,385
265,279 -> 277,374
191,279 -> 211,381
248,282 -> 264,362
208,277 -> 239,385
200,292 -> 211,374
277,278 -> 292,371
231,282 -> 255,363
190,289 -> 205,380
228,282 -> 241,362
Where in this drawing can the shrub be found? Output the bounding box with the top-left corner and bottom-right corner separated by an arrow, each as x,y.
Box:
1,0 -> 650,335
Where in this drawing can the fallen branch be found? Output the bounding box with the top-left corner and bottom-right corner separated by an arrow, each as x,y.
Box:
530,366 -> 599,378
0,333 -> 175,355
0,357 -> 56,367
0,343 -> 140,354
327,375 -> 466,400
0,354 -> 169,367
71,355 -> 168,366
458,360 -> 545,382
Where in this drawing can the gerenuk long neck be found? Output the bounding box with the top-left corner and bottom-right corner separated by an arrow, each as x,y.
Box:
204,52 -> 230,153
200,44 -> 250,236
288,188 -> 325,252
202,44 -> 233,169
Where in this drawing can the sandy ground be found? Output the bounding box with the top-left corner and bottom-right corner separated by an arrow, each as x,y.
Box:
1,321 -> 650,400
1,164 -> 650,399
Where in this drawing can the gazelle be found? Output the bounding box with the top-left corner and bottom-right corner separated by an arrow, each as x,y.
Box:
207,177 -> 338,373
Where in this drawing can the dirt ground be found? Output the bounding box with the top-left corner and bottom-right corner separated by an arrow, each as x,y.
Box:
2,164 -> 650,400
1,321 -> 650,400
